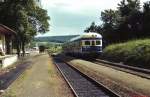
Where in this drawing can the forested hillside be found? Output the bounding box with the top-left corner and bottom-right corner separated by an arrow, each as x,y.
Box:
34,35 -> 78,43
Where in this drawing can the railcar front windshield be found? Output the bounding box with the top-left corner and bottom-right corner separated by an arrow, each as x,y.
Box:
92,41 -> 95,46
84,41 -> 90,45
83,39 -> 102,46
96,40 -> 101,45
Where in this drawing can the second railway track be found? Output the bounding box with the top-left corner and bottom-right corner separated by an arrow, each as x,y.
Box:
53,57 -> 120,97
94,59 -> 150,79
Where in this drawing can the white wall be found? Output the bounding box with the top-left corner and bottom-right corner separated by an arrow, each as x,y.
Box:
2,55 -> 18,68
0,34 -> 5,54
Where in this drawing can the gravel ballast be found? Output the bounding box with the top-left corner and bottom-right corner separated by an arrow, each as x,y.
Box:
62,56 -> 150,97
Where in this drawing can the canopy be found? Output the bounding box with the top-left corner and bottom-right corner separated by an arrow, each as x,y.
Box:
0,24 -> 16,35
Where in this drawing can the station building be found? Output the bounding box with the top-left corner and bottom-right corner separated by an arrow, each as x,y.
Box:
0,24 -> 17,68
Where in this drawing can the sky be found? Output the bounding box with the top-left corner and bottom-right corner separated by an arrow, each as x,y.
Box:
37,0 -> 149,37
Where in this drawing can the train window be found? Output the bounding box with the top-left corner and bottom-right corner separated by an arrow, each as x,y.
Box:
92,41 -> 95,46
96,40 -> 101,45
84,41 -> 90,45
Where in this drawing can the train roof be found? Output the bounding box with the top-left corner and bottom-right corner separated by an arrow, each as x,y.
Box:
70,32 -> 102,42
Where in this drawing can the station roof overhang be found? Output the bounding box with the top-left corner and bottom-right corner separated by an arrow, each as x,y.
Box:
0,24 -> 16,36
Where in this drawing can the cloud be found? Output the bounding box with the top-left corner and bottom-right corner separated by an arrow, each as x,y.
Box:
46,6 -> 102,35
40,0 -> 149,36
42,0 -> 120,15
42,0 -> 149,13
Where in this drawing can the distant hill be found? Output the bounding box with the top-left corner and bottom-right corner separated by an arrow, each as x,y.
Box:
34,35 -> 79,43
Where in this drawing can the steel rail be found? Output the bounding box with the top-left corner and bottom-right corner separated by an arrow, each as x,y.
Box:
95,59 -> 150,79
53,57 -> 121,97
53,61 -> 79,97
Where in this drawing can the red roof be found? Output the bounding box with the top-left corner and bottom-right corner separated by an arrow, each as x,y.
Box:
0,24 -> 16,35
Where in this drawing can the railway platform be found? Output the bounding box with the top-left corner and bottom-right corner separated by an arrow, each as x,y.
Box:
1,54 -> 73,97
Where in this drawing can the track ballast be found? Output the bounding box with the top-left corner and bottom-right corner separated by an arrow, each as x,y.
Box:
54,57 -> 120,97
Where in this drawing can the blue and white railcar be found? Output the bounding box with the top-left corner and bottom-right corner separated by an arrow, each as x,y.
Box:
63,32 -> 102,57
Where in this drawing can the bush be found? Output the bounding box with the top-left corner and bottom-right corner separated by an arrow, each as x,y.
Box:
102,39 -> 150,68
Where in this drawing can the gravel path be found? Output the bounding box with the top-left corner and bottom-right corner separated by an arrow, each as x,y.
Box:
2,54 -> 73,97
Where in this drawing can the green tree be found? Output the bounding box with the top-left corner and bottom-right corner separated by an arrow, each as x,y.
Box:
118,0 -> 140,17
100,0 -> 142,44
84,22 -> 98,32
143,1 -> 150,37
101,9 -> 120,43
0,0 -> 50,56
117,0 -> 142,40
84,0 -> 150,45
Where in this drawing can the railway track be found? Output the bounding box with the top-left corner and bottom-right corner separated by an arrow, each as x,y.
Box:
54,57 -> 120,97
94,59 -> 150,79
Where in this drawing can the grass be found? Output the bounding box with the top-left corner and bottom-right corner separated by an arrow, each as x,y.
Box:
103,39 -> 150,68
48,46 -> 62,54
2,55 -> 73,97
2,90 -> 16,97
